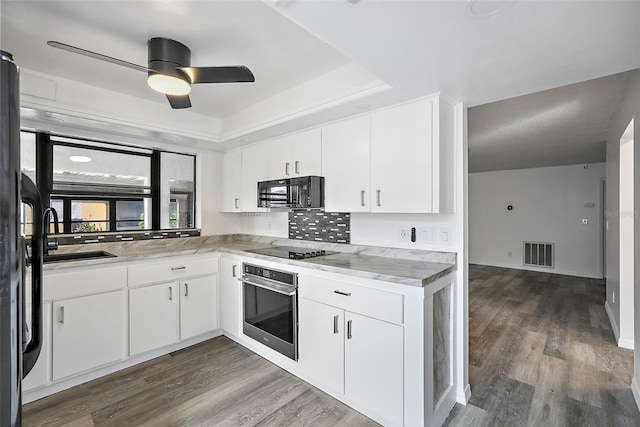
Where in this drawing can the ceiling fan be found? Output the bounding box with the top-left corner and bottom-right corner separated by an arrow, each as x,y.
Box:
47,38 -> 255,109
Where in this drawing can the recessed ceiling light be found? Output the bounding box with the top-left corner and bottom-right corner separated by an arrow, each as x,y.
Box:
468,0 -> 515,17
69,156 -> 92,163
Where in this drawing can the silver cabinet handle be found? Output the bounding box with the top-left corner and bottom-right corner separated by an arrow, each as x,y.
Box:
232,264 -> 237,278
333,315 -> 339,334
347,319 -> 352,339
334,290 -> 351,296
59,307 -> 65,324
360,190 -> 365,207
184,283 -> 189,297
169,287 -> 173,301
295,160 -> 300,174
234,198 -> 239,209
171,266 -> 186,271
376,190 -> 381,207
285,162 -> 290,176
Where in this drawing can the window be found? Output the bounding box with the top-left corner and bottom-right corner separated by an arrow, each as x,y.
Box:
24,132 -> 196,234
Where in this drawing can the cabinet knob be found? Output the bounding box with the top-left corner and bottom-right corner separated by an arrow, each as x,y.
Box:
360,190 -> 365,207
347,319 -> 352,339
234,198 -> 239,209
171,266 -> 186,271
334,290 -> 351,296
333,315 -> 339,334
376,190 -> 381,207
184,283 -> 189,297
232,264 -> 237,278
59,306 -> 65,324
285,162 -> 290,176
169,287 -> 173,301
295,160 -> 300,175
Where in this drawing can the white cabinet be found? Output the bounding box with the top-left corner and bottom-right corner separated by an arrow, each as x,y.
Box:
299,297 -> 404,426
241,143 -> 269,212
344,311 -> 404,426
298,298 -> 344,394
52,290 -> 125,380
129,282 -> 179,356
298,274 -> 404,426
221,150 -> 242,212
179,275 -> 218,340
219,257 -> 242,337
322,115 -> 371,212
371,98 -> 434,213
268,129 -> 322,180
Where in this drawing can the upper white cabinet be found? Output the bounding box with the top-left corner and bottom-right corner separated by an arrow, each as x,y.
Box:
323,96 -> 455,214
221,150 -> 242,212
268,128 -> 322,180
322,116 -> 371,212
241,143 -> 269,212
371,99 -> 434,213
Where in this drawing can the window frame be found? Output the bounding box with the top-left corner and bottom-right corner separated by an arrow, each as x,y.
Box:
27,130 -> 197,234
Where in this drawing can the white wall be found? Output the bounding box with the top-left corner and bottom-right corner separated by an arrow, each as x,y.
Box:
619,121 -> 635,349
605,70 -> 640,356
469,164 -> 605,278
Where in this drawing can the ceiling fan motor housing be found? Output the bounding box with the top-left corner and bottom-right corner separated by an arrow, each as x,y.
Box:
148,37 -> 191,82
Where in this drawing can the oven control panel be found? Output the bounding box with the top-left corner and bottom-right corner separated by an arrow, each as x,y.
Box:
243,263 -> 296,286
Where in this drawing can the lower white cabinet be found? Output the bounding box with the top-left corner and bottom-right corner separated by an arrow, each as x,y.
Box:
52,290 -> 125,381
180,275 -> 218,340
23,303 -> 51,391
219,257 -> 242,336
129,282 -> 179,356
298,297 -> 404,426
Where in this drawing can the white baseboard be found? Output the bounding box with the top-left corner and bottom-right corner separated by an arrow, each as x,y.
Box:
618,338 -> 635,350
456,383 -> 471,405
604,300 -> 620,341
632,378 -> 640,412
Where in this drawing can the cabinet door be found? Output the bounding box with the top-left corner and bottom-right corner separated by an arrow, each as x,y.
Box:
219,257 -> 242,337
371,99 -> 434,213
129,282 -> 178,356
52,291 -> 125,381
241,144 -> 269,212
292,128 -> 322,177
267,135 -> 293,180
322,116 -> 371,212
221,150 -> 242,212
345,312 -> 404,426
180,275 -> 218,340
298,298 -> 344,394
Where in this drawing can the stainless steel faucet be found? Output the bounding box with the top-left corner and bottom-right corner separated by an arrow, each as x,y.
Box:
43,207 -> 60,256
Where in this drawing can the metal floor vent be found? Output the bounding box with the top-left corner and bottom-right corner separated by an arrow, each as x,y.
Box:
523,241 -> 554,268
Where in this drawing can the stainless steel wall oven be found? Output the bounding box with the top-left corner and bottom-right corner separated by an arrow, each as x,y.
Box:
241,263 -> 298,360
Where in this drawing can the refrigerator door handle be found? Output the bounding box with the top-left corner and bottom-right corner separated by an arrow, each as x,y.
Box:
20,173 -> 44,377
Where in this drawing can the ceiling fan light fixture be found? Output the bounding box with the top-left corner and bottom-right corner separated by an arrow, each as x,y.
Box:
147,73 -> 191,96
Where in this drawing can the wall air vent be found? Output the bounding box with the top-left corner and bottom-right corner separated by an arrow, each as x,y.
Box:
523,241 -> 554,268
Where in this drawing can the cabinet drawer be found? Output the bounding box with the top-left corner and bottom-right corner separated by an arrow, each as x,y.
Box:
44,266 -> 127,302
128,256 -> 218,287
299,276 -> 403,324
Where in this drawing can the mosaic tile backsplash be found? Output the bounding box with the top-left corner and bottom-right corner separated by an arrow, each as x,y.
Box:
289,210 -> 350,244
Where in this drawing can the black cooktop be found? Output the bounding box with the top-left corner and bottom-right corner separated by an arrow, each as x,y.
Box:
248,245 -> 338,260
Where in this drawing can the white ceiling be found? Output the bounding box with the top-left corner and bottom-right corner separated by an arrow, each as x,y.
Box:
468,70 -> 635,173
1,0 -> 640,148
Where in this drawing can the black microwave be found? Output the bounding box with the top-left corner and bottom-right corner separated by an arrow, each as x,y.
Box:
257,176 -> 324,209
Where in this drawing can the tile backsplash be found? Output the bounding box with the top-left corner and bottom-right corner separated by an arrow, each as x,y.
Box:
289,210 -> 350,244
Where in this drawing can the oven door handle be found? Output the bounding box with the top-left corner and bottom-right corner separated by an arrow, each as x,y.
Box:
239,278 -> 296,296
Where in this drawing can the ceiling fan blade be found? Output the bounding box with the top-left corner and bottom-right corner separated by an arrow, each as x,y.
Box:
179,66 -> 255,84
166,94 -> 192,109
47,41 -> 148,73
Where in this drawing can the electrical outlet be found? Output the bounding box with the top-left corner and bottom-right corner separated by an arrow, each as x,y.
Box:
399,226 -> 409,242
582,218 -> 588,226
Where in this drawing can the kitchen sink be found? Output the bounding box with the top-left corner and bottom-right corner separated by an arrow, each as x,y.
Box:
43,250 -> 117,264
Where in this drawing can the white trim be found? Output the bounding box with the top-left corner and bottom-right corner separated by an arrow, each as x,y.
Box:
618,338 -> 635,350
605,300 -> 620,342
457,383 -> 471,405
632,378 -> 640,412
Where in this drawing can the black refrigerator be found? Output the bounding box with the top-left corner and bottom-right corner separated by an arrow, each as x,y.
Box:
0,50 -> 45,426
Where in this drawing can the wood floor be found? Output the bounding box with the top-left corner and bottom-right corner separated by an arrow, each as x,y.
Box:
24,264 -> 639,426
22,337 -> 378,426
445,264 -> 638,427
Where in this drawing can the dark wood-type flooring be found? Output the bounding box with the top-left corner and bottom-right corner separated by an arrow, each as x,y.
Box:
24,264 -> 638,426
22,336 -> 378,426
445,264 -> 638,427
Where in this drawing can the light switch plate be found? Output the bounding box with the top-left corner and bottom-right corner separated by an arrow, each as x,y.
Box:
420,227 -> 437,243
439,227 -> 452,245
